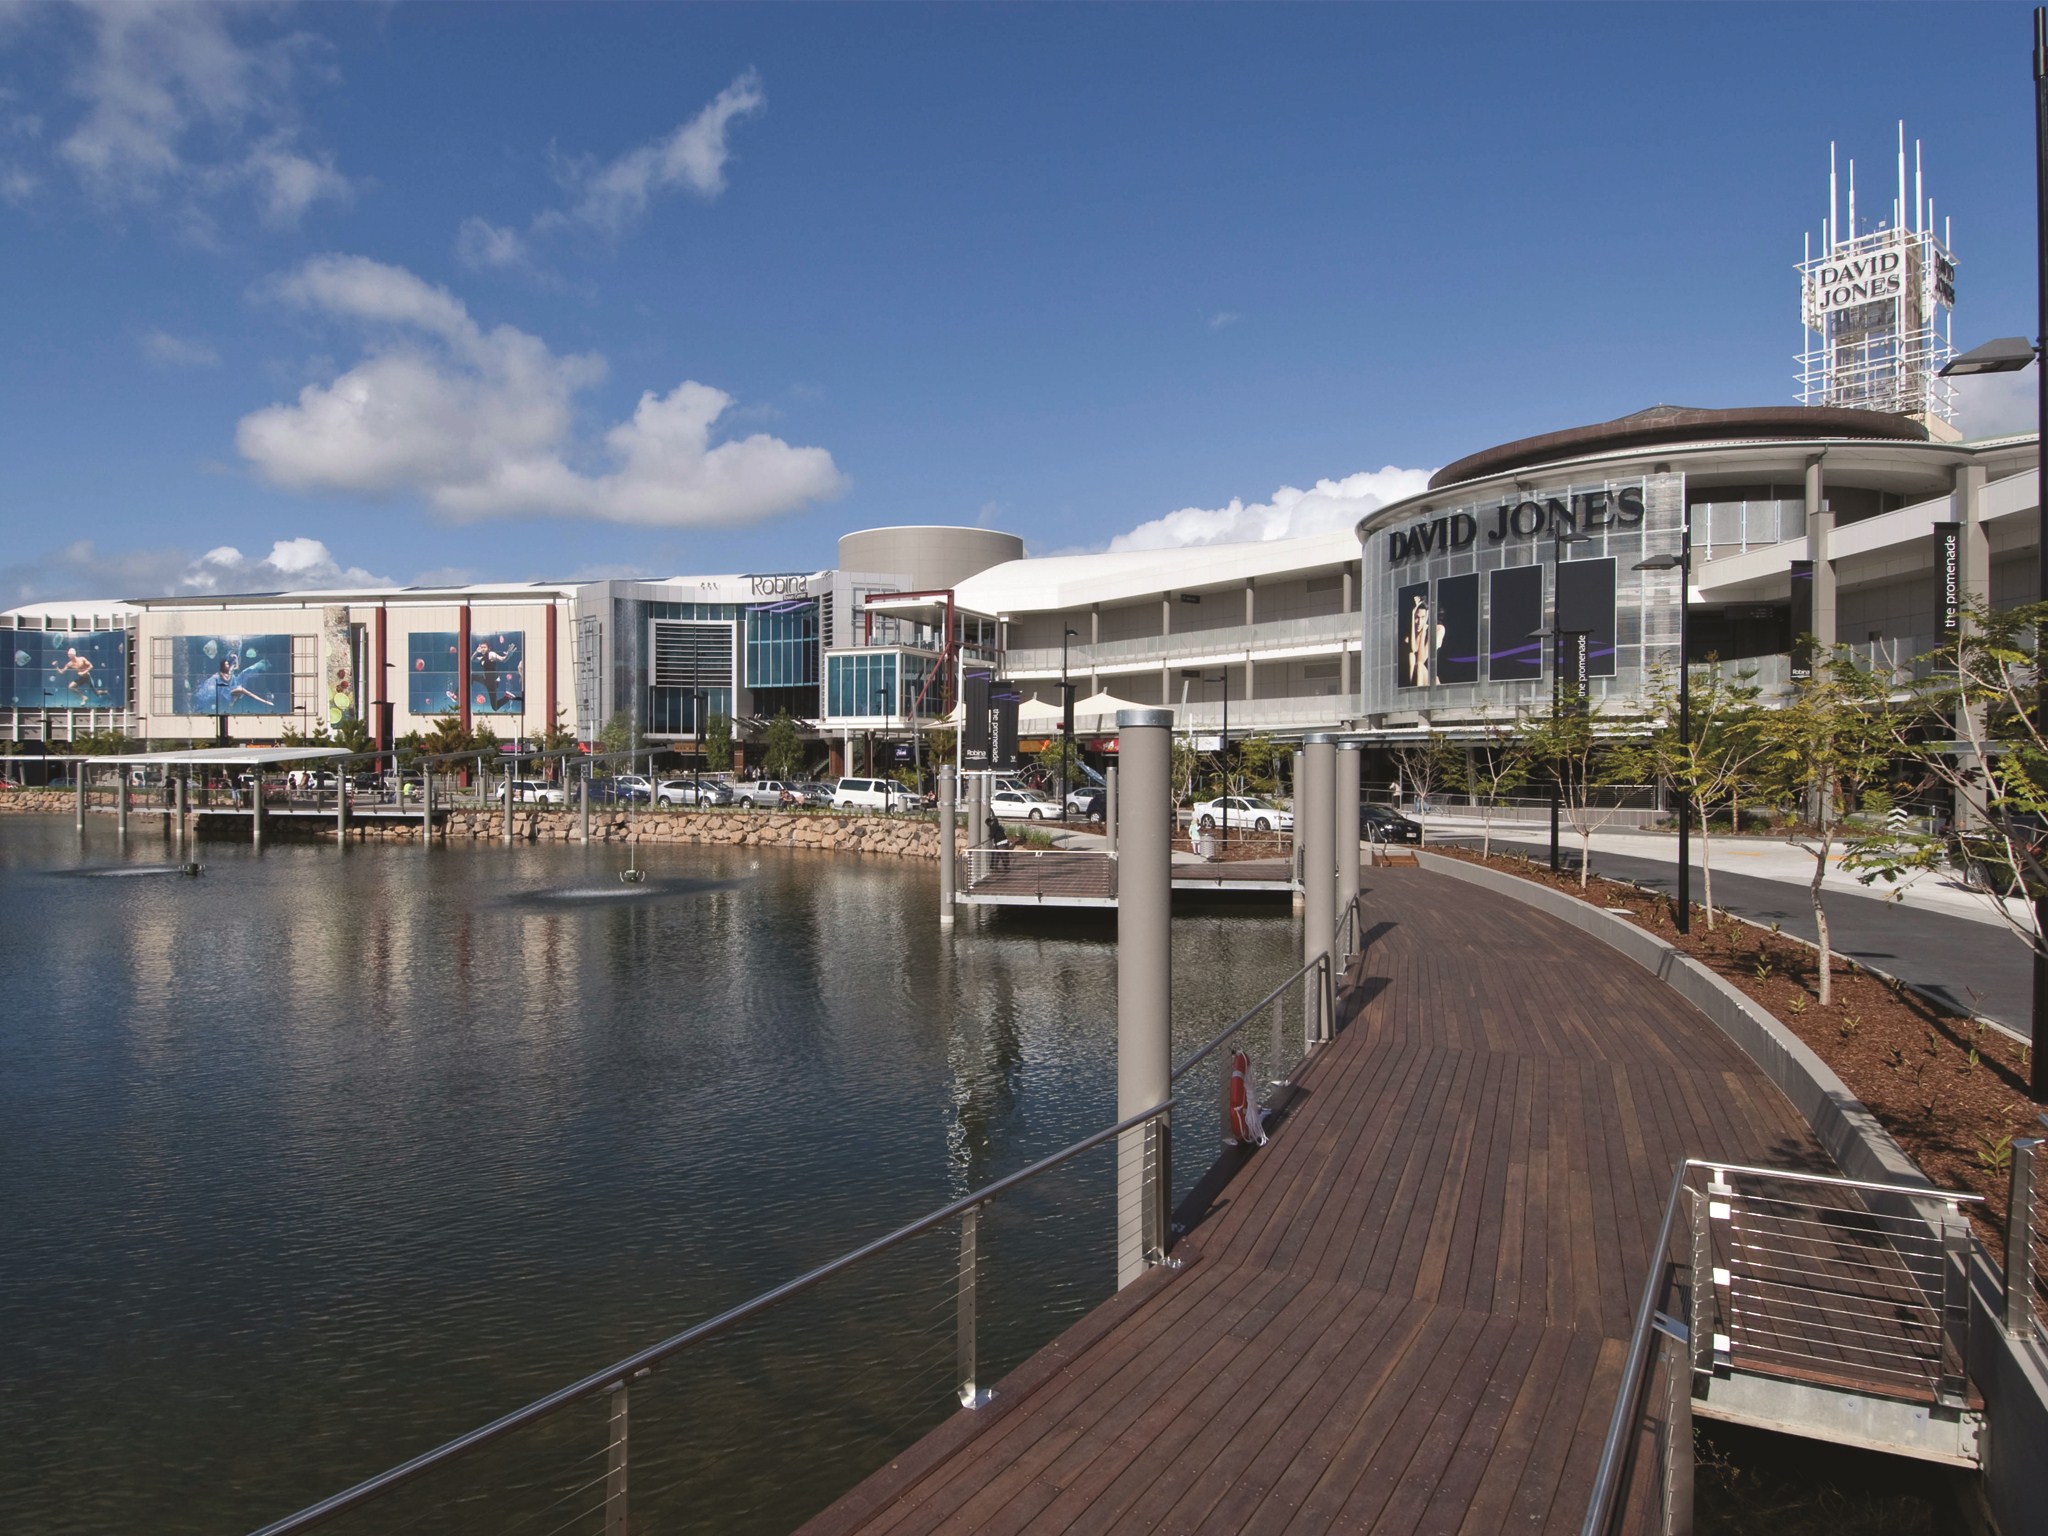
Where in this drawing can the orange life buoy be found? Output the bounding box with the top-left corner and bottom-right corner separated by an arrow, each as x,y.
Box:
1228,1050 -> 1267,1147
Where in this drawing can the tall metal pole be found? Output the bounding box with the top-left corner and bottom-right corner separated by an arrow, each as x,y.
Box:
580,769 -> 591,845
74,761 -> 85,832
1115,708 -> 1174,1289
1220,676 -> 1229,844
1300,734 -> 1336,1047
1060,628 -> 1072,822
2033,4 -> 2048,1101
176,769 -> 188,847
116,766 -> 129,839
502,768 -> 513,845
1676,515 -> 1693,934
334,765 -> 347,848
421,767 -> 434,848
1549,633 -> 1563,872
938,765 -> 956,927
1105,764 -> 1118,855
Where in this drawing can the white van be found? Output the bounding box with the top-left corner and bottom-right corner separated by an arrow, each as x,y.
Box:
832,776 -> 917,812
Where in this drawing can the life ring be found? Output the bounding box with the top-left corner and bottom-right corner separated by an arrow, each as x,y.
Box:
1227,1050 -> 1267,1147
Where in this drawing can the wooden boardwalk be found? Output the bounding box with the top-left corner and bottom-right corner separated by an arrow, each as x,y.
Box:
804,867 -> 1834,1536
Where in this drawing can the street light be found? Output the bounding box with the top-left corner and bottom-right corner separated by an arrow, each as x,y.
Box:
1637,534 -> 1694,934
1935,7 -> 2046,1100
1060,627 -> 1079,821
1527,624 -> 1590,873
1181,668 -> 1228,842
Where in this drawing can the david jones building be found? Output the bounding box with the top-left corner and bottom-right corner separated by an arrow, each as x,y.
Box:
4,133 -> 2040,794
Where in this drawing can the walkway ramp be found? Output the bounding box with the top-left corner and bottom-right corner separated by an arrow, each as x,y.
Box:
802,869 -> 1842,1536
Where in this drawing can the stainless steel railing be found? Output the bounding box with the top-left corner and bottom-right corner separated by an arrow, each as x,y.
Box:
2010,1136 -> 2045,1343
245,1097 -> 1178,1536
961,846 -> 1118,900
1583,1158 -> 1986,1536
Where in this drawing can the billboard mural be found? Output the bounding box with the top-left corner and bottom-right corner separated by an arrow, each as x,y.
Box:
1486,566 -> 1544,681
3,630 -> 128,709
1555,557 -> 1618,678
408,631 -> 526,717
173,635 -> 294,714
323,606 -> 357,730
1395,581 -> 1436,688
1433,574 -> 1480,685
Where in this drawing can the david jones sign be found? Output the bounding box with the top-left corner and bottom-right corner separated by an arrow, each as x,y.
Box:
1385,486 -> 1644,566
1806,248 -> 1905,318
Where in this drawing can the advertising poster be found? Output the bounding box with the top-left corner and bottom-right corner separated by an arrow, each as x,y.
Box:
1789,561 -> 1814,681
408,630 -> 526,716
323,606 -> 356,729
1395,580 -> 1436,688
1433,574 -> 1480,685
3,630 -> 128,709
1486,566 -> 1543,680
174,635 -> 293,714
408,632 -> 464,717
1555,557 -> 1618,678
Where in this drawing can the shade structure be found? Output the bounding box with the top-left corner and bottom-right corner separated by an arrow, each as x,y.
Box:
1073,690 -> 1145,731
1014,694 -> 1066,728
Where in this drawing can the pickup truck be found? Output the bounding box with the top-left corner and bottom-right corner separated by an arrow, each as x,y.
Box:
729,779 -> 797,808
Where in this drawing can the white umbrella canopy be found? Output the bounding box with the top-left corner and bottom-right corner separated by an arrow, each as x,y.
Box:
1072,689 -> 1144,726
1014,694 -> 1066,728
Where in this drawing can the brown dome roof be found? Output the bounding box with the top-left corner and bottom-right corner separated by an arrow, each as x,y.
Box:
1427,405 -> 1928,491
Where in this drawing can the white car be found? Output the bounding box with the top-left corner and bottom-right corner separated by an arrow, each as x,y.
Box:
511,778 -> 565,805
990,788 -> 1058,821
731,778 -> 799,808
657,778 -> 729,806
832,776 -> 919,812
1191,796 -> 1293,833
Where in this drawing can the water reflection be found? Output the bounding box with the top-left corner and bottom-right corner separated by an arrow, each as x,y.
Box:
0,817 -> 1296,1535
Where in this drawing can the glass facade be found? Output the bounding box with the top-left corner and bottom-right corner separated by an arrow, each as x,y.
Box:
827,651 -> 897,718
744,599 -> 820,689
1360,472 -> 1686,720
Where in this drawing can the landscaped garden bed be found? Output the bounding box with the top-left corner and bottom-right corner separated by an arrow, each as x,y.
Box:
1428,843 -> 2041,1250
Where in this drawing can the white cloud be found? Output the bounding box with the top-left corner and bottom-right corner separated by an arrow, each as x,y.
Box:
237,254 -> 847,527
1107,466 -> 1436,551
454,215 -> 531,272
1207,311 -> 1242,330
139,327 -> 219,368
2,536 -> 390,607
28,0 -> 353,228
562,69 -> 764,234
1951,362 -> 2039,439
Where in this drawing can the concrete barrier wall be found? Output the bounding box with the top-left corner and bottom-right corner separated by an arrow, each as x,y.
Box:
1415,850 -> 2048,1534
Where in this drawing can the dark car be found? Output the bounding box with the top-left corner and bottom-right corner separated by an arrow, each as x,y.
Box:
1066,787 -> 1107,823
1360,802 -> 1422,844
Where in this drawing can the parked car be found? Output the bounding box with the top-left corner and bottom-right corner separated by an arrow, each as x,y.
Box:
832,776 -> 919,813
1066,786 -> 1106,822
1360,802 -> 1423,844
731,778 -> 800,808
657,778 -> 729,806
990,788 -> 1058,821
1191,796 -> 1293,833
591,775 -> 653,804
512,779 -> 565,805
790,781 -> 836,806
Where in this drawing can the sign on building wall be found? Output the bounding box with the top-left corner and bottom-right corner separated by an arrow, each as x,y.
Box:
322,606 -> 356,730
1486,566 -> 1544,681
3,630 -> 127,709
959,671 -> 1019,771
1933,523 -> 1962,641
173,635 -> 294,714
409,631 -> 525,716
1789,562 -> 1815,682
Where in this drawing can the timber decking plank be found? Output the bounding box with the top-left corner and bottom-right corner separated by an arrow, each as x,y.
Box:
802,870 -> 1841,1536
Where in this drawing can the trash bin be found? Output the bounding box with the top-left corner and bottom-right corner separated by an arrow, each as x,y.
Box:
1198,833 -> 1222,861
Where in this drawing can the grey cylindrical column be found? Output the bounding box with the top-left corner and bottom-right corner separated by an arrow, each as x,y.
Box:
502,770 -> 513,845
938,766 -> 957,926
75,763 -> 86,831
1300,734 -> 1336,1046
1335,743 -> 1361,947
421,768 -> 434,847
116,767 -> 129,838
1115,707 -> 1174,1290
335,766 -> 348,847
580,772 -> 591,844
251,766 -> 264,847
176,770 -> 188,845
1105,765 -> 1118,854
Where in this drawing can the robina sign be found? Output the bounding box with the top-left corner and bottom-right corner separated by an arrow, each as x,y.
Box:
1385,486 -> 1644,566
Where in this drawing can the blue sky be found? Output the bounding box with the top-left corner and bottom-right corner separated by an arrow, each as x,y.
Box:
1,1 -> 2041,604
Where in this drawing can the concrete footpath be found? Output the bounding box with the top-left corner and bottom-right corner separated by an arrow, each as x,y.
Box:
1421,816 -> 2033,1041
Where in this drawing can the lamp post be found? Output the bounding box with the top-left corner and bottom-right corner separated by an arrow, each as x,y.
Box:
1528,523 -> 1593,873
1637,521 -> 1694,934
1181,669 -> 1228,842
1061,627 -> 1078,822
1934,6 -> 2046,1099
693,686 -> 706,805
1528,625 -> 1590,873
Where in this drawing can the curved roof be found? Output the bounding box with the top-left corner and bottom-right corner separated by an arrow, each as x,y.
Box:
1427,404 -> 1928,490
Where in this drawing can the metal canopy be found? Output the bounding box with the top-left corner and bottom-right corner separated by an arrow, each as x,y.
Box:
52,746 -> 349,766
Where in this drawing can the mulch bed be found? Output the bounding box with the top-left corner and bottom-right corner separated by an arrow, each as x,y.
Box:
1173,831 -> 1294,862
1428,843 -> 2042,1251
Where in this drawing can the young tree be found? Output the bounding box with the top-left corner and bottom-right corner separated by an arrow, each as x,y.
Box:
703,712 -> 734,773
596,709 -> 642,761
1459,707 -> 1536,859
1389,729 -> 1461,845
1637,662 -> 1768,928
1233,733 -> 1287,798
1517,696 -> 1633,889
1750,648 -> 1902,1006
760,710 -> 804,780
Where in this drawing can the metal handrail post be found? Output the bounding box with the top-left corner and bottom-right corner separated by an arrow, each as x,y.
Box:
1938,1198 -> 1973,1409
957,1204 -> 988,1407
2008,1138 -> 2041,1339
604,1384 -> 628,1536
